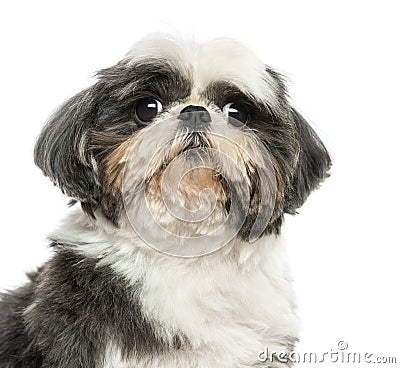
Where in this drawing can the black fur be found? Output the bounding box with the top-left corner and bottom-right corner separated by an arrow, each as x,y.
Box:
34,88 -> 100,217
0,272 -> 43,368
0,246 -> 183,367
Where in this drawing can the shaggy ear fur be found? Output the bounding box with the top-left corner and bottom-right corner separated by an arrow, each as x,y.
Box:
34,88 -> 100,216
284,108 -> 331,213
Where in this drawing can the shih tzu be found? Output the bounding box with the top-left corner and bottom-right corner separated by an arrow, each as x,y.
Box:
0,34 -> 331,367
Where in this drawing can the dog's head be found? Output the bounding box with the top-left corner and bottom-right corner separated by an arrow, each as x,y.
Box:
35,34 -> 331,256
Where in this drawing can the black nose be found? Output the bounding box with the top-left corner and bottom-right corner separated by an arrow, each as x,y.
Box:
178,105 -> 211,126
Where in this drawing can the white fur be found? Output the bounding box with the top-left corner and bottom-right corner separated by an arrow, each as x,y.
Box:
50,209 -> 299,368
126,33 -> 281,111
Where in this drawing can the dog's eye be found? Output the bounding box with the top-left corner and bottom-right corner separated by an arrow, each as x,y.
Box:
223,102 -> 248,126
135,98 -> 163,124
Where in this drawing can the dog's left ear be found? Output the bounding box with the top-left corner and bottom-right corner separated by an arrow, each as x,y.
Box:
284,108 -> 331,213
34,87 -> 100,215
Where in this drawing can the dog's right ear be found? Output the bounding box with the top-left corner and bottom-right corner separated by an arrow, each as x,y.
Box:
34,87 -> 100,215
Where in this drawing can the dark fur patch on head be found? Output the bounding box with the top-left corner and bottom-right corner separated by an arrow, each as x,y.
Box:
34,59 -> 192,224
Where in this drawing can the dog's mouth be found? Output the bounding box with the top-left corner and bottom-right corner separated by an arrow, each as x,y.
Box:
175,131 -> 211,153
160,132 -> 213,170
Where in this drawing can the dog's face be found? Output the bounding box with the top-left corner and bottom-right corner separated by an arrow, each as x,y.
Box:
35,35 -> 331,256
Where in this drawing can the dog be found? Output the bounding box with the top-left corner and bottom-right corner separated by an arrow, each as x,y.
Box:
0,34 -> 331,367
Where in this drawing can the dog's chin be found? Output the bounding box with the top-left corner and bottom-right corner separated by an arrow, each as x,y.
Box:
125,147 -> 232,256
121,150 -> 273,256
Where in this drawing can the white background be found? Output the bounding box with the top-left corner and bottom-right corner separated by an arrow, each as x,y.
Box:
0,1 -> 399,366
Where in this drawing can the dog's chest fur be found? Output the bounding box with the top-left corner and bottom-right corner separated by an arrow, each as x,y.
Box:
102,277 -> 297,368
55,213 -> 299,368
